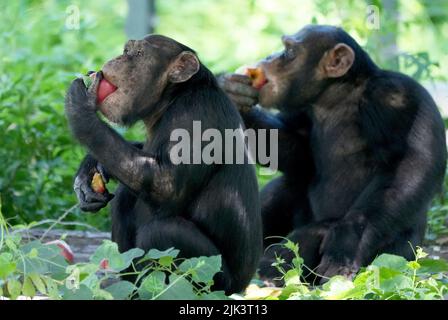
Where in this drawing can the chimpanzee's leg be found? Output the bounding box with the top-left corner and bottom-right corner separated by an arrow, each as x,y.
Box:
136,217 -> 233,293
377,223 -> 426,262
261,176 -> 312,247
110,185 -> 138,253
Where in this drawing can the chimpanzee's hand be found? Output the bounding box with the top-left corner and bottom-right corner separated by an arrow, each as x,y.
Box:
217,73 -> 259,113
317,221 -> 362,282
65,71 -> 102,114
74,156 -> 114,213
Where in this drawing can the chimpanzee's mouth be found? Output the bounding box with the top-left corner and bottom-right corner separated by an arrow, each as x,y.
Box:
97,72 -> 118,104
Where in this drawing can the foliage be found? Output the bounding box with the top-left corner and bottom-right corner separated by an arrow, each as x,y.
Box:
1,207 -> 447,300
0,0 -> 446,301
0,207 -> 227,300
242,239 -> 448,300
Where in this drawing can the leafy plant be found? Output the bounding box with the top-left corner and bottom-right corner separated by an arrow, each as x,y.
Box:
1,203 -> 227,300
243,240 -> 448,300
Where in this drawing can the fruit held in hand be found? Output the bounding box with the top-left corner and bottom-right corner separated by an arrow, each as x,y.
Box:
82,72 -> 117,104
97,77 -> 117,104
245,67 -> 267,89
92,172 -> 106,194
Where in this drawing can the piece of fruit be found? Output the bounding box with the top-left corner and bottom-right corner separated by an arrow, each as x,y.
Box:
245,67 -> 268,89
82,72 -> 117,103
92,172 -> 106,194
45,240 -> 74,264
97,77 -> 117,104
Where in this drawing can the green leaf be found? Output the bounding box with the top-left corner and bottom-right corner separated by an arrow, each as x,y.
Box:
18,241 -> 68,278
279,284 -> 310,300
0,253 -> 17,278
321,276 -> 355,300
105,281 -> 135,300
43,278 -> 60,300
61,284 -> 94,300
144,247 -> 180,260
292,256 -> 304,269
29,273 -> 47,295
138,271 -> 166,300
407,261 -> 420,270
28,248 -> 38,258
93,288 -> 114,300
5,238 -> 17,251
283,269 -> 302,285
178,255 -> 222,284
82,75 -> 93,88
418,258 -> 448,274
7,279 -> 22,299
415,247 -> 428,260
90,240 -> 144,272
22,276 -> 36,297
159,255 -> 173,267
121,248 -> 145,270
156,274 -> 197,300
380,274 -> 413,292
371,254 -> 408,272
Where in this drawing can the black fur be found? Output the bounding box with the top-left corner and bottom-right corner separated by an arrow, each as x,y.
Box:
67,37 -> 262,294
244,26 -> 447,283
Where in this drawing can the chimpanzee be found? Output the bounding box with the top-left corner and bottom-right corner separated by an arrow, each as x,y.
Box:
65,35 -> 262,294
219,25 -> 447,282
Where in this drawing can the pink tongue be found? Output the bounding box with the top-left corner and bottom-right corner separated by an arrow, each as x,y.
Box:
97,78 -> 117,104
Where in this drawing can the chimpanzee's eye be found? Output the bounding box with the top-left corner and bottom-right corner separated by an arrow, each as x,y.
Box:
123,48 -> 129,55
137,50 -> 143,57
284,47 -> 295,59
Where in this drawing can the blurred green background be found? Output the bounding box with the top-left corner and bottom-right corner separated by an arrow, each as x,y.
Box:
0,0 -> 447,240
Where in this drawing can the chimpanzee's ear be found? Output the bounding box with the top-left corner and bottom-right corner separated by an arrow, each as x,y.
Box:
321,43 -> 355,78
168,51 -> 200,83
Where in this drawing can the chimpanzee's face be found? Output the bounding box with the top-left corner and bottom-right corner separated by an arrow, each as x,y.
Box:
257,30 -> 312,109
98,35 -> 200,125
257,25 -> 355,111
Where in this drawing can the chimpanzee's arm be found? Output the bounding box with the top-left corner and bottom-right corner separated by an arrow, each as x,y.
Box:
217,73 -> 312,173
242,107 -> 312,174
76,141 -> 144,182
73,142 -> 144,212
65,78 -> 161,193
317,85 -> 447,277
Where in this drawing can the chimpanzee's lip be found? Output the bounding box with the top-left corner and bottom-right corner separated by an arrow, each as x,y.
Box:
100,71 -> 118,88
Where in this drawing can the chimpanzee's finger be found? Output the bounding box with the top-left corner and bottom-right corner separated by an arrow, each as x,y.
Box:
222,80 -> 259,98
226,74 -> 253,85
74,185 -> 86,204
81,182 -> 110,203
96,164 -> 110,183
227,93 -> 257,109
87,70 -> 103,96
79,201 -> 108,213
69,78 -> 88,96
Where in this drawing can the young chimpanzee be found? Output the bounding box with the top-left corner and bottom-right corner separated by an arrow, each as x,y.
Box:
220,25 -> 447,282
65,35 -> 262,294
